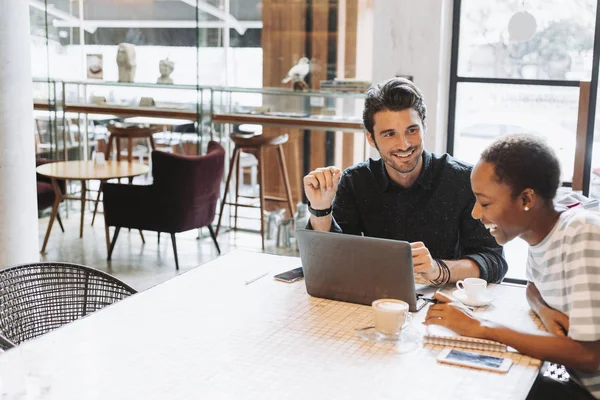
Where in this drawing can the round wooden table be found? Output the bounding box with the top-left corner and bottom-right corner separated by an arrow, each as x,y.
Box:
36,160 -> 150,254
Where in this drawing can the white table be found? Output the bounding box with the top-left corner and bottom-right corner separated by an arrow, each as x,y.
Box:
0,251 -> 542,399
124,116 -> 194,127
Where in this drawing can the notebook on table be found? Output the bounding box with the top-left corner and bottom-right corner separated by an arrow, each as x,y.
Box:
424,325 -> 507,353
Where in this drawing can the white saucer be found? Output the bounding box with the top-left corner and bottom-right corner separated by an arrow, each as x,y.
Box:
356,327 -> 421,353
452,289 -> 494,307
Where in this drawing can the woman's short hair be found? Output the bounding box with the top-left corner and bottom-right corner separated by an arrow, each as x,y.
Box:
480,134 -> 561,201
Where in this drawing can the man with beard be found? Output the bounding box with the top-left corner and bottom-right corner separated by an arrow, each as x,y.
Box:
303,78 -> 507,284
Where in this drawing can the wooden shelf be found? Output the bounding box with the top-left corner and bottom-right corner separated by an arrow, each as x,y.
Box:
64,104 -> 198,120
212,112 -> 363,132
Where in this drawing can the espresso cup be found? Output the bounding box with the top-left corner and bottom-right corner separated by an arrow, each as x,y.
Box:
456,278 -> 487,301
372,299 -> 412,340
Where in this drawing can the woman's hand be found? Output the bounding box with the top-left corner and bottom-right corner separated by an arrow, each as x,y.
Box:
538,306 -> 570,337
423,292 -> 487,339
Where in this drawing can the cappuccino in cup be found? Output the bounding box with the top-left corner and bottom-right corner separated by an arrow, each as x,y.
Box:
372,299 -> 412,340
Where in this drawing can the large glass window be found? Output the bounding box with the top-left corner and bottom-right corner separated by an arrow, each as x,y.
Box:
454,83 -> 580,183
29,0 -> 265,161
30,0 -> 263,86
449,0 -> 599,280
458,0 -> 596,81
29,0 -> 364,218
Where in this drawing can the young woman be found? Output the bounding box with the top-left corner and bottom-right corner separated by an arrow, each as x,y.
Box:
425,134 -> 600,399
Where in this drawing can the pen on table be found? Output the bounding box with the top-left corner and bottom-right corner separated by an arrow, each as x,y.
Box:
245,272 -> 268,285
423,296 -> 475,311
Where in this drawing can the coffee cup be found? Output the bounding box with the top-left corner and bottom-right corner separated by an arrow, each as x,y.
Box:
372,299 -> 412,340
456,278 -> 487,301
94,152 -> 106,166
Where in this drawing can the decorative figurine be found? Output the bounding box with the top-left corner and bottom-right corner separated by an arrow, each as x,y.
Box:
281,57 -> 310,91
116,43 -> 136,83
157,58 -> 175,84
86,54 -> 103,79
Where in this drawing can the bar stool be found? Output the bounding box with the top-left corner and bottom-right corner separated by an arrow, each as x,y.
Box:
216,132 -> 295,249
105,122 -> 160,163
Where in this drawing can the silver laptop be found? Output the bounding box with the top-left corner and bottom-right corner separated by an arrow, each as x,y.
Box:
296,229 -> 430,312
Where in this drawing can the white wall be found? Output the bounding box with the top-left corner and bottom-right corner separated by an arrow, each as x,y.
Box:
368,0 -> 453,155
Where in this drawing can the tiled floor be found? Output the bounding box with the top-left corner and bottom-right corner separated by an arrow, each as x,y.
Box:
38,203 -> 298,292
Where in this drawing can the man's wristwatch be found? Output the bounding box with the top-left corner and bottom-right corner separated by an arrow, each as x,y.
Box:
308,205 -> 333,217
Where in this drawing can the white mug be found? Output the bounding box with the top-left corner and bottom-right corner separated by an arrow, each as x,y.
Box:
456,278 -> 487,301
94,152 -> 106,166
372,299 -> 412,339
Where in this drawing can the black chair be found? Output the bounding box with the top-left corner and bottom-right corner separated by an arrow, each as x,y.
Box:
0,262 -> 137,345
0,333 -> 15,351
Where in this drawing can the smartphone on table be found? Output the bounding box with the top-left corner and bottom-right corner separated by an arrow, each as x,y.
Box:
274,267 -> 304,283
437,348 -> 512,373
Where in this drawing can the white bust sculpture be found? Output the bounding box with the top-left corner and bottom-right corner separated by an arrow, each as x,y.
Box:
157,58 -> 174,84
116,43 -> 136,83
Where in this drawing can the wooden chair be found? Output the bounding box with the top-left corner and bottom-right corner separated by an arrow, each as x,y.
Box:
105,122 -> 160,163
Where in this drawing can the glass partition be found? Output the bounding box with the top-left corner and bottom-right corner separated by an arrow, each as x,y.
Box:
30,0 -> 263,161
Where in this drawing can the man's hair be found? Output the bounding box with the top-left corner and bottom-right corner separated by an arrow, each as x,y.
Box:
362,78 -> 427,135
480,134 -> 561,201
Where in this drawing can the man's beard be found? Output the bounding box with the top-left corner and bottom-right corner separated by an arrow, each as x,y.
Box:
373,138 -> 423,174
381,149 -> 421,174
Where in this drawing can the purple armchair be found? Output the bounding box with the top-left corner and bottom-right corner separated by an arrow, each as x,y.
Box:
36,158 -> 66,232
103,141 -> 225,270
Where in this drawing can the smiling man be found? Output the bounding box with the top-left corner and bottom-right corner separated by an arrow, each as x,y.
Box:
303,78 -> 507,284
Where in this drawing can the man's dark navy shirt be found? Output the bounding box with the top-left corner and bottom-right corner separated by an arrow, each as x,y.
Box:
323,151 -> 507,283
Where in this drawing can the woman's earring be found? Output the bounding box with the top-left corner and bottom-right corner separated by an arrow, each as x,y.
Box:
524,206 -> 530,211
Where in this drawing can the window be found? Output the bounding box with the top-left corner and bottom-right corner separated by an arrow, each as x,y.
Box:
454,83 -> 579,183
448,0 -> 600,280
458,0 -> 596,81
30,0 -> 263,86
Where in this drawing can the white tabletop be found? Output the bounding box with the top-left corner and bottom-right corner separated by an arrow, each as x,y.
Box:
239,124 -> 263,134
0,251 -> 542,400
124,117 -> 194,126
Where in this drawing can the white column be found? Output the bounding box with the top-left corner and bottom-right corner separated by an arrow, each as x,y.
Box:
0,0 -> 40,266
367,0 -> 453,155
